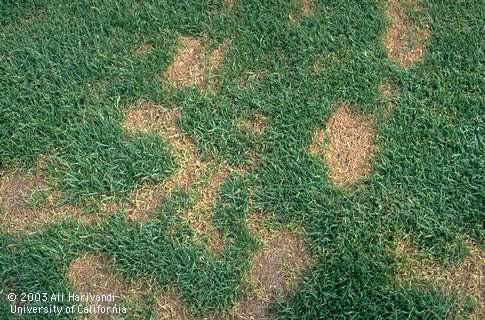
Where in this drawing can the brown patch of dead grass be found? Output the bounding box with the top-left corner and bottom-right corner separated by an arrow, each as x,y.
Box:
164,36 -> 227,89
237,113 -> 267,136
68,253 -> 128,301
119,101 -> 206,220
68,254 -> 158,320
379,81 -> 398,116
384,0 -> 429,67
309,104 -> 376,187
184,165 -> 230,253
0,163 -> 88,232
232,224 -> 310,319
223,0 -> 236,8
394,239 -> 484,318
122,101 -> 259,253
68,254 -> 128,320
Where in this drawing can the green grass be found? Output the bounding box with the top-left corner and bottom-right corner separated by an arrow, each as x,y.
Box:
1,0 -> 484,319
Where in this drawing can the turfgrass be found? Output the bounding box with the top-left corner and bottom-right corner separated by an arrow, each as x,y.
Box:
1,0 -> 483,319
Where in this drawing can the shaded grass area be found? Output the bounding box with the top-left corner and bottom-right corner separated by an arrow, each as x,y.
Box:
1,0 -> 483,319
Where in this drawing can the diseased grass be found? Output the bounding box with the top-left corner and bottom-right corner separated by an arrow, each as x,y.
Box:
0,0 -> 483,319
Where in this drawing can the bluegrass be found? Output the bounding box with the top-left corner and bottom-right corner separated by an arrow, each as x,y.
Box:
0,0 -> 483,319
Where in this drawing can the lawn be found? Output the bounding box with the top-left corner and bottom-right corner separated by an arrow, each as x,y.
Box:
0,0 -> 483,319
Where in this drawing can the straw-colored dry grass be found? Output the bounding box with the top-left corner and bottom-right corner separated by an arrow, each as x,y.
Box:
309,104 -> 376,187
164,36 -> 227,89
384,0 -> 429,66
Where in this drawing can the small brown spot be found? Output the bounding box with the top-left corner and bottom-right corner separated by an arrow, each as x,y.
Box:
394,239 -> 484,318
237,113 -> 267,136
164,36 -> 227,89
224,0 -> 236,8
384,0 -> 429,67
310,104 -> 375,187
290,0 -> 314,23
379,81 -> 398,116
239,70 -> 267,88
232,227 -> 310,319
135,42 -> 154,55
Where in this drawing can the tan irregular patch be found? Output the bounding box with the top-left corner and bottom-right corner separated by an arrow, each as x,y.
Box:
384,0 -> 429,67
164,36 -> 227,89
394,239 -> 485,319
185,165 -> 231,253
121,101 -> 260,253
232,226 -> 310,319
309,104 -> 376,187
290,0 -> 314,23
118,101 -> 206,220
69,255 -> 161,320
224,0 -> 236,8
68,254 -> 128,298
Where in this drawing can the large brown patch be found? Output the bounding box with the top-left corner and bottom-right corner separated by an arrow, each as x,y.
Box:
232,225 -> 310,319
394,239 -> 484,318
68,254 -> 128,299
384,0 -> 429,67
309,104 -> 375,187
164,36 -> 227,89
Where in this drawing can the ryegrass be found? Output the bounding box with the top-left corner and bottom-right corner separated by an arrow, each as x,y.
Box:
1,0 -> 483,319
